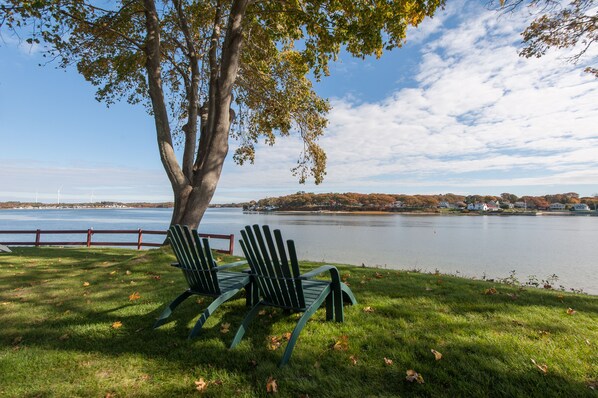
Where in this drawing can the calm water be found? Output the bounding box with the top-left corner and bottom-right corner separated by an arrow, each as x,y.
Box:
1,208 -> 597,293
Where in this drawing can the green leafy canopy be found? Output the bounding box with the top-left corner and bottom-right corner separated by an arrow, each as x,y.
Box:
0,0 -> 445,184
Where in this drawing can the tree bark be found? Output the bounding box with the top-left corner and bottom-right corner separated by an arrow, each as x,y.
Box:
143,0 -> 249,230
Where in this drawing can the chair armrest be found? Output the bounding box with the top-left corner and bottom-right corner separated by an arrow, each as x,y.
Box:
299,265 -> 339,281
215,260 -> 248,270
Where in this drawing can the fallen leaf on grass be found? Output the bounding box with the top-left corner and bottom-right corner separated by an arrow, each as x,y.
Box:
129,292 -> 141,301
109,271 -> 117,275
588,380 -> 598,390
383,357 -> 393,366
151,275 -> 161,280
195,378 -> 208,392
220,323 -> 230,334
59,334 -> 70,341
586,339 -> 591,346
431,349 -> 442,361
281,332 -> 291,341
111,321 -> 123,329
374,272 -> 383,279
267,335 -> 282,351
557,294 -> 564,300
566,308 -> 576,315
405,369 -> 424,384
538,330 -> 550,338
125,270 -> 132,275
83,282 -> 90,287
196,298 -> 205,305
266,376 -> 278,393
531,359 -> 548,374
484,287 -> 497,295
341,273 -> 351,282
12,336 -> 23,346
332,335 -> 349,351
506,293 -> 518,300
258,309 -> 267,316
105,393 -> 115,398
349,355 -> 358,365
425,287 -> 433,291
363,306 -> 375,313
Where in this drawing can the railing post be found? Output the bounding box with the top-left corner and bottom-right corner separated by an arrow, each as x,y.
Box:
137,229 -> 143,250
35,229 -> 41,247
228,234 -> 234,255
86,228 -> 93,248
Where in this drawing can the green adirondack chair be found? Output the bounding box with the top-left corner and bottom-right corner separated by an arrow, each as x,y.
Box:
153,225 -> 255,338
230,224 -> 357,367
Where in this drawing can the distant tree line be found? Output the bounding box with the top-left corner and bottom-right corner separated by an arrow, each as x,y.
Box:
245,192 -> 598,212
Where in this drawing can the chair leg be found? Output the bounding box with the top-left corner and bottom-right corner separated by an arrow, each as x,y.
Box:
245,281 -> 260,307
279,300 -> 322,367
229,301 -> 263,349
188,289 -> 240,339
333,283 -> 344,322
153,290 -> 193,329
341,283 -> 358,305
325,292 -> 334,321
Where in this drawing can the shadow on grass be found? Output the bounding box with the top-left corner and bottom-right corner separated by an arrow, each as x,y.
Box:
1,248 -> 596,397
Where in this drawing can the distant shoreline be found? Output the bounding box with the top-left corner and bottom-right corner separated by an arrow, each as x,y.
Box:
1,205 -> 596,216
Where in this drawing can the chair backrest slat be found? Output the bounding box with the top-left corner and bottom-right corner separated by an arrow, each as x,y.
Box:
252,225 -> 291,308
267,227 -> 300,309
169,225 -> 220,295
191,230 -> 219,293
170,225 -> 202,290
286,239 -> 305,308
180,225 -> 208,292
240,225 -> 303,309
241,227 -> 279,303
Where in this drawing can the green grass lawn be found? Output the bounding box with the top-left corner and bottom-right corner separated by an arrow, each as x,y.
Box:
0,247 -> 596,397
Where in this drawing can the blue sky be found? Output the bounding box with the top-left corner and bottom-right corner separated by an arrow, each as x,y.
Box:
1,1 -> 597,204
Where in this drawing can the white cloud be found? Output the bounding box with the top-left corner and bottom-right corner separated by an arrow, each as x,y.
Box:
219,2 -> 598,200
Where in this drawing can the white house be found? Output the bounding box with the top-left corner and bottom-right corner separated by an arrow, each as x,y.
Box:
486,203 -> 500,211
572,203 -> 590,211
514,201 -> 527,209
549,203 -> 566,210
467,203 -> 488,211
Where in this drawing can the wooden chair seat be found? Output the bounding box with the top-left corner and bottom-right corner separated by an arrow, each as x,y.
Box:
229,225 -> 357,366
153,225 -> 253,338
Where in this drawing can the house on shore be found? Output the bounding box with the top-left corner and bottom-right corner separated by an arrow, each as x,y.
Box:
572,203 -> 590,211
549,203 -> 566,210
467,203 -> 488,211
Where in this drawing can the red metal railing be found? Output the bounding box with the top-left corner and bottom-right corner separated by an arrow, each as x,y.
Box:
0,229 -> 235,254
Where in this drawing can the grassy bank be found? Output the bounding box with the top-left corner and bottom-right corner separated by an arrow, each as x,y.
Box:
1,247 -> 596,397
